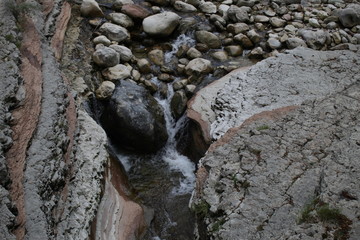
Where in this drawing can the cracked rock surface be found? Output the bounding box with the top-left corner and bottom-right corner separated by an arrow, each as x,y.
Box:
191,81 -> 360,239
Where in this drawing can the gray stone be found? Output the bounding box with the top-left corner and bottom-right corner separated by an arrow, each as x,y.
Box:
93,47 -> 120,67
171,90 -> 188,120
99,22 -> 130,42
101,80 -> 168,153
286,37 -> 307,49
248,46 -> 264,59
234,33 -> 253,48
224,45 -> 243,57
269,17 -> 286,28
148,49 -> 165,66
247,29 -> 261,44
227,5 -> 250,23
143,12 -> 181,37
137,58 -> 152,73
309,18 -> 321,28
199,2 -> 217,14
96,81 -> 116,99
211,51 -> 228,61
195,31 -> 222,49
185,58 -> 213,76
173,1 -> 197,12
299,29 -> 330,50
93,35 -> 111,46
102,64 -> 131,81
338,7 -> 360,28
267,38 -> 282,49
108,12 -> 134,28
80,0 -> 104,18
254,15 -> 269,23
227,23 -> 249,34
109,44 -> 133,62
187,47 -> 202,59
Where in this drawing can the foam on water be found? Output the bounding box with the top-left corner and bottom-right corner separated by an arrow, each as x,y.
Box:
164,33 -> 196,63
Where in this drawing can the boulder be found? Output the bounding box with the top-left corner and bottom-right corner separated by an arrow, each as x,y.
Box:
173,1 -> 197,12
185,58 -> 213,76
195,31 -> 221,49
80,0 -> 104,18
286,37 -> 307,49
227,5 -> 250,23
121,4 -> 151,19
95,81 -> 115,99
99,23 -> 130,42
338,7 -> 360,28
267,38 -> 282,49
234,33 -> 253,48
93,47 -> 120,67
170,90 -> 188,120
143,12 -> 181,37
108,13 -> 134,28
102,64 -> 131,81
109,44 -> 133,62
93,36 -> 111,46
299,29 -> 329,50
199,2 -> 217,14
100,80 -> 168,153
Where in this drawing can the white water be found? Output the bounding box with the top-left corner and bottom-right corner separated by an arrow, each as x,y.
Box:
164,34 -> 196,64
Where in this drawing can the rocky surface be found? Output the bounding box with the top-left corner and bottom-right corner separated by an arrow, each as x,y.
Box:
191,82 -> 360,239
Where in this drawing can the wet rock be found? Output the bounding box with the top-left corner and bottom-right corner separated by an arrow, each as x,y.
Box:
195,31 -> 221,49
199,2 -> 217,14
309,18 -> 321,28
101,80 -> 168,153
299,29 -> 329,50
236,0 -> 257,7
93,35 -> 111,46
121,4 -> 151,19
99,23 -> 130,42
185,84 -> 196,97
178,17 -> 197,34
143,12 -> 181,37
338,6 -> 360,28
113,0 -> 134,11
185,58 -> 213,76
148,0 -> 169,6
224,45 -> 243,56
286,37 -> 307,49
247,29 -> 261,44
109,44 -> 133,62
234,33 -> 254,48
144,80 -> 158,93
132,69 -> 141,81
173,1 -> 197,12
80,0 -> 104,18
96,81 -> 116,99
158,73 -> 173,82
187,47 -> 202,59
227,5 -> 250,23
93,47 -> 120,67
108,13 -> 134,28
148,49 -> 165,66
254,15 -> 269,23
173,79 -> 187,90
137,58 -> 152,73
102,64 -> 131,81
170,90 -> 188,120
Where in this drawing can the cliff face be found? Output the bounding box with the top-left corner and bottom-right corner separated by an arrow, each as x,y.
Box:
0,1 -> 146,239
189,48 -> 360,239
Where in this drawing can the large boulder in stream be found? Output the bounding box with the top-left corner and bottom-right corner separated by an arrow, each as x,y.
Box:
101,80 -> 168,153
143,12 -> 181,37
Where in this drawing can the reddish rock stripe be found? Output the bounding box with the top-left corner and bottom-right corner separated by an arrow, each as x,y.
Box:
208,106 -> 299,153
51,2 -> 71,60
6,15 -> 43,240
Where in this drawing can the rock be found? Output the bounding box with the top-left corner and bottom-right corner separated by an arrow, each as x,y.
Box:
148,0 -> 169,6
93,47 -> 120,67
227,23 -> 249,34
267,38 -> 282,49
187,47 -> 202,59
236,0 -> 256,7
224,45 -> 243,57
132,69 -> 141,81
170,90 -> 188,120
93,35 -> 111,46
99,23 -> 130,42
218,4 -> 230,16
254,15 -> 269,23
137,58 -> 152,73
109,44 -> 133,62
284,24 -> 297,33
121,4 -> 151,19
309,18 -> 321,28
185,58 -> 213,76
143,12 -> 181,37
185,84 -> 196,97
211,51 -> 228,61
338,7 -> 360,28
247,29 -> 261,44
234,33 -> 253,48
173,79 -> 187,90
108,13 -> 134,28
173,1 -> 197,12
101,80 -> 168,153
96,81 -> 116,99
80,0 -> 104,18
199,2 -> 217,14
299,29 -> 329,50
102,64 -> 131,81
148,49 -> 165,66
144,80 -> 158,93
113,0 -> 134,10
227,5 -> 250,23
195,31 -> 221,49
158,73 -> 173,82
248,46 -> 264,59
286,37 -> 307,49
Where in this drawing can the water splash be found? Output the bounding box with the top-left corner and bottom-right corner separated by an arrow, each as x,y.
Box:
164,33 -> 196,64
